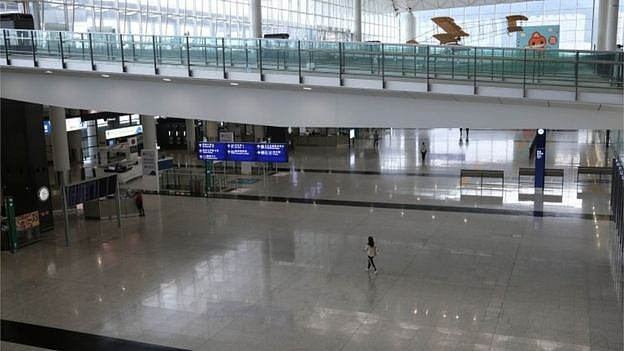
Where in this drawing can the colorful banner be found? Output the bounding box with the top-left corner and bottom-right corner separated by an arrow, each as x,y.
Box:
516,25 -> 560,50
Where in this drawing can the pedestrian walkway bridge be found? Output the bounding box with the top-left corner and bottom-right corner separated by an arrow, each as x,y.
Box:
1,29 -> 623,128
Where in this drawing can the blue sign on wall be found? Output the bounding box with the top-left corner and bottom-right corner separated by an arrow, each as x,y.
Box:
227,143 -> 257,162
197,142 -> 226,160
43,120 -> 52,135
197,142 -> 288,163
257,143 -> 288,163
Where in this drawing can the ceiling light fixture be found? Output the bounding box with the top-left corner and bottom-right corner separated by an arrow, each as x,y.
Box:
303,87 -> 312,90
101,74 -> 110,78
162,78 -> 171,82
229,82 -> 239,86
44,70 -> 53,74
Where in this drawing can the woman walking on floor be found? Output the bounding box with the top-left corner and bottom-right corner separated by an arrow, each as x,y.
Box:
364,236 -> 378,274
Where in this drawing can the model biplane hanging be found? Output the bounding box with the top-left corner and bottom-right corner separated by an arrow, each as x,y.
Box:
506,15 -> 528,33
431,17 -> 469,45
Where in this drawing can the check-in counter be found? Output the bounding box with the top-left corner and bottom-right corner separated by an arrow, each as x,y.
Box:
293,135 -> 349,146
84,196 -> 141,219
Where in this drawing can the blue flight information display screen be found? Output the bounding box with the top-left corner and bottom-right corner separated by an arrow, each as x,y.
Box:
256,143 -> 288,163
197,142 -> 226,160
197,142 -> 288,163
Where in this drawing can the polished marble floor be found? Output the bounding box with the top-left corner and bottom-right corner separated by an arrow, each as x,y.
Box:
2,129 -> 622,350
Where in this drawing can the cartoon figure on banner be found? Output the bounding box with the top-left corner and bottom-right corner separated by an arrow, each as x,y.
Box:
527,32 -> 546,49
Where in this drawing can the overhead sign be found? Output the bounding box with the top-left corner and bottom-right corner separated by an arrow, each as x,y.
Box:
65,117 -> 82,132
105,124 -> 143,140
43,120 -> 51,135
227,143 -> 256,162
197,142 -> 226,160
197,142 -> 288,163
256,143 -> 288,163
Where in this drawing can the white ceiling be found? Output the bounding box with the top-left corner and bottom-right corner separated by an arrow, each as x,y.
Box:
381,0 -> 533,13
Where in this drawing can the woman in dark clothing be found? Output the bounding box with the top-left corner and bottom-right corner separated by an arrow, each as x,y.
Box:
364,236 -> 378,274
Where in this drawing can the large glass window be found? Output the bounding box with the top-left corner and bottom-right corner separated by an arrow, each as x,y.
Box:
8,0 -> 397,43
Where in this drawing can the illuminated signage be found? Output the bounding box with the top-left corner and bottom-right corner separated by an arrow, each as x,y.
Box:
256,143 -> 288,163
105,125 -> 143,139
197,142 -> 226,160
197,142 -> 288,163
65,117 -> 82,131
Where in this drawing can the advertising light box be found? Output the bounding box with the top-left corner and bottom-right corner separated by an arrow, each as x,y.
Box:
197,142 -> 226,160
256,143 -> 288,163
105,125 -> 143,140
226,143 -> 256,162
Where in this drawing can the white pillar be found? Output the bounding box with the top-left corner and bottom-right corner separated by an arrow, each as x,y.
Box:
401,11 -> 415,43
254,125 -> 265,142
250,0 -> 262,38
50,106 -> 70,184
606,0 -> 620,50
204,121 -> 218,141
353,0 -> 362,41
597,0 -> 609,50
141,115 -> 157,150
185,119 -> 196,153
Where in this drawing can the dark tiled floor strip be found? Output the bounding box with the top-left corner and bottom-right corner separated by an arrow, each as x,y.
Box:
153,191 -> 609,220
1,320 -> 191,351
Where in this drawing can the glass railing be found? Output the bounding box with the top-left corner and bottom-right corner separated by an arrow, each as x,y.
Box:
2,29 -> 623,91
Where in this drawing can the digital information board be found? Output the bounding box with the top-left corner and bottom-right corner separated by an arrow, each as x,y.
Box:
197,142 -> 288,163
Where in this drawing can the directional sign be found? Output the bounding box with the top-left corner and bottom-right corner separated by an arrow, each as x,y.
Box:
196,142 -> 288,163
226,143 -> 256,162
197,142 -> 226,160
256,143 -> 288,163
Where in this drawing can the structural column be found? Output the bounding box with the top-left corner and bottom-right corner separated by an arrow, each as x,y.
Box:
204,121 -> 219,141
50,106 -> 70,185
606,0 -> 620,50
141,115 -> 157,150
400,11 -> 415,43
250,0 -> 262,38
254,125 -> 265,142
185,119 -> 196,153
597,0 -> 609,50
353,0 -> 362,41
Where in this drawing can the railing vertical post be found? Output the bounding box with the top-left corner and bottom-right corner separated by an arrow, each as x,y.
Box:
413,46 -> 416,77
80,33 -> 85,59
152,35 -> 158,74
401,45 -> 404,76
298,40 -> 302,84
31,31 -> 38,67
186,35 -> 192,77
59,32 -> 66,68
426,45 -> 430,91
473,48 -> 477,94
214,38 -> 219,66
119,34 -> 126,72
221,37 -> 227,79
258,39 -> 263,81
381,43 -> 385,88
501,48 -> 505,81
203,37 -> 207,65
245,40 -> 249,70
522,49 -> 527,98
574,51 -> 579,101
491,49 -> 494,80
339,42 -> 343,86
3,30 -> 10,65
88,33 -> 95,70
131,35 -> 136,62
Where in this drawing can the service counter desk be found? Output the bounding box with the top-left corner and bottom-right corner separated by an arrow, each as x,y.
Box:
84,196 -> 140,219
293,135 -> 349,146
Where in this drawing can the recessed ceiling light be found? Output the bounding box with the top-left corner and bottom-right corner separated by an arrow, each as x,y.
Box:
303,87 -> 312,90
101,74 -> 110,78
44,70 -> 53,74
162,78 -> 171,82
229,82 -> 239,86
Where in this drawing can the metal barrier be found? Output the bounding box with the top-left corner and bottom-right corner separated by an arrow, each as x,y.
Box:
610,158 -> 624,309
460,169 -> 505,197
518,167 -> 564,192
1,29 -> 623,95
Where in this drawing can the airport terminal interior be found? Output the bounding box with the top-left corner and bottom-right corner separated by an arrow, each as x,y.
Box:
1,0 -> 623,350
